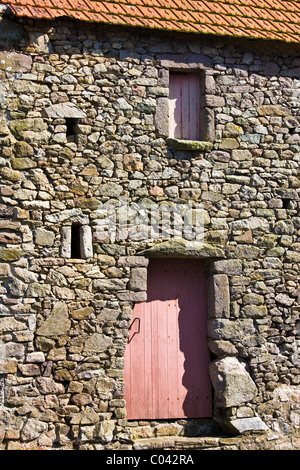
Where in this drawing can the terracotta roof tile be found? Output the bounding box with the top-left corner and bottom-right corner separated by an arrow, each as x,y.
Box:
48,0 -> 71,8
1,0 -> 300,43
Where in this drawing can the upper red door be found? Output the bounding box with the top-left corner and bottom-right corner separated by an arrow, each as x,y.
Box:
124,258 -> 212,420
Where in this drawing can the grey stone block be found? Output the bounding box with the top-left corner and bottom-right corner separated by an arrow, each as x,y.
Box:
227,417 -> 269,434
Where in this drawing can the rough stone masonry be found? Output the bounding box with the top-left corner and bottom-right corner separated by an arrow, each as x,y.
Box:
0,13 -> 299,450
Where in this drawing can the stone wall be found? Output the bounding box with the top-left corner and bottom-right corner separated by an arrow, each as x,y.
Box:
0,15 -> 299,449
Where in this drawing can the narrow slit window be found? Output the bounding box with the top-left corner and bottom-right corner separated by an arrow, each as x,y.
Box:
71,224 -> 82,258
282,199 -> 291,209
61,224 -> 93,259
66,118 -> 78,140
169,71 -> 201,141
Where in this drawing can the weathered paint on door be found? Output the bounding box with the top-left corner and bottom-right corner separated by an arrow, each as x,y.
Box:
169,72 -> 201,141
124,258 -> 212,420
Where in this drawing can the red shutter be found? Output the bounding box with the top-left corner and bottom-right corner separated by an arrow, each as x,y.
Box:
169,72 -> 200,141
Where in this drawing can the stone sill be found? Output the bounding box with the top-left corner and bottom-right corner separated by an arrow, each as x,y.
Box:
166,138 -> 213,151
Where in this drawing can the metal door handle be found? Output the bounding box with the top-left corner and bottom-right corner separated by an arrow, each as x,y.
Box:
129,317 -> 140,333
128,317 -> 140,343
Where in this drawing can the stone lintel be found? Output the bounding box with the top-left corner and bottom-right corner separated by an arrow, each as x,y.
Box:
158,53 -> 213,70
139,239 -> 224,259
43,102 -> 87,119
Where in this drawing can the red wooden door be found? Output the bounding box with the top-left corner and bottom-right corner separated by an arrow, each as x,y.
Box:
124,258 -> 212,420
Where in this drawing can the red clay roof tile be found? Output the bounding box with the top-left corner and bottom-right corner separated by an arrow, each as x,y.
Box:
1,0 -> 299,43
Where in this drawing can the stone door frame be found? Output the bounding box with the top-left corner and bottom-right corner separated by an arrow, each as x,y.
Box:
123,244 -> 259,433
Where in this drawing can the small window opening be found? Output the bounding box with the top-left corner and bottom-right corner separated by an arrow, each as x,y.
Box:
282,199 -> 291,209
71,224 -> 82,258
66,118 -> 78,140
61,223 -> 93,259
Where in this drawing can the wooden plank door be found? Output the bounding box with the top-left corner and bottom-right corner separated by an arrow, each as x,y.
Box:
124,258 -> 212,420
169,72 -> 201,141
